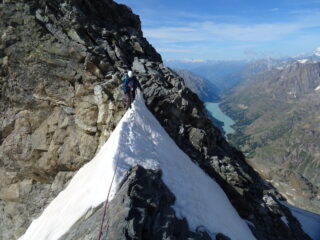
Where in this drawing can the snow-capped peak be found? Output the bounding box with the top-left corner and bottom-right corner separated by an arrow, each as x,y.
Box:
19,91 -> 256,240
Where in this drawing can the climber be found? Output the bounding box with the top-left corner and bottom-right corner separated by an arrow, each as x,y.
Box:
123,70 -> 142,109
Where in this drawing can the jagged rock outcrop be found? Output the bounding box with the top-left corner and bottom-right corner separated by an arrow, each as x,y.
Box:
1,0 -> 159,238
0,0 -> 312,240
61,165 -> 215,240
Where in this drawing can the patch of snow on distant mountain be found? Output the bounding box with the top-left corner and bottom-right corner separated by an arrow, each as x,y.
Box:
315,85 -> 320,91
314,47 -> 320,57
298,59 -> 308,64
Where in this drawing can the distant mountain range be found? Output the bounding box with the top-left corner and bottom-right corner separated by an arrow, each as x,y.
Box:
173,69 -> 220,102
221,60 -> 320,214
172,54 -> 320,214
168,60 -> 248,93
167,53 -> 320,95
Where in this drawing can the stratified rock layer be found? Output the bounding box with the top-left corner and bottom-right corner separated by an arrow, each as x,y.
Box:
0,1 -> 312,240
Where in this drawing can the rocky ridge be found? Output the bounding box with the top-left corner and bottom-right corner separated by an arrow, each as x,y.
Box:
0,0 -> 312,239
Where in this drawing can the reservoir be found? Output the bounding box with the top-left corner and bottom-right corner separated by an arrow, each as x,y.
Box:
205,102 -> 235,135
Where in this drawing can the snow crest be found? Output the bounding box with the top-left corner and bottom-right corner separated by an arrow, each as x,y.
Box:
20,91 -> 256,240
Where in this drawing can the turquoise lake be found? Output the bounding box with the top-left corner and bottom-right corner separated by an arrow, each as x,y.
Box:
205,102 -> 235,135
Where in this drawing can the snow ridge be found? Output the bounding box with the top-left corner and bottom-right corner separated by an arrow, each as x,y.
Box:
283,202 -> 320,240
20,92 -> 256,240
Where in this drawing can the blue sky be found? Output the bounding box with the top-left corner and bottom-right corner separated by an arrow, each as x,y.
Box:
115,0 -> 320,61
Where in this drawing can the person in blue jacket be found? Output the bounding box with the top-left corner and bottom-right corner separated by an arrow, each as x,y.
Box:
123,70 -> 142,109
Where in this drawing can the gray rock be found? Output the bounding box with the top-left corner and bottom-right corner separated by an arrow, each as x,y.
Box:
0,0 -> 160,237
0,0 -> 312,240
216,233 -> 231,240
132,57 -> 147,73
61,166 -> 212,240
189,127 -> 207,151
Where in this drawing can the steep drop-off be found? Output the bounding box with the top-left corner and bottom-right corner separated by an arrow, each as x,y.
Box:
0,1 -> 312,239
174,69 -> 220,102
222,61 -> 320,214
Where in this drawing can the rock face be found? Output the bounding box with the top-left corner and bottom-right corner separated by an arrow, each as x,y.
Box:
0,0 -> 159,238
222,62 -> 320,214
0,0 -> 312,240
61,165 -> 214,240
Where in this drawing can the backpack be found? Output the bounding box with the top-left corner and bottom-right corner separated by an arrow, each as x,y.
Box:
127,77 -> 137,91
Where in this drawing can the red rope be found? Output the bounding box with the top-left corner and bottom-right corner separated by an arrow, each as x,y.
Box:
98,153 -> 120,240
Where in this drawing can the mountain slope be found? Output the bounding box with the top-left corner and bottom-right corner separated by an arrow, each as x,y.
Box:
191,61 -> 247,92
174,69 -> 220,102
222,61 -> 320,214
167,60 -> 247,93
20,92 -> 255,240
0,0 -> 313,240
0,0 -> 161,238
167,59 -> 292,95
